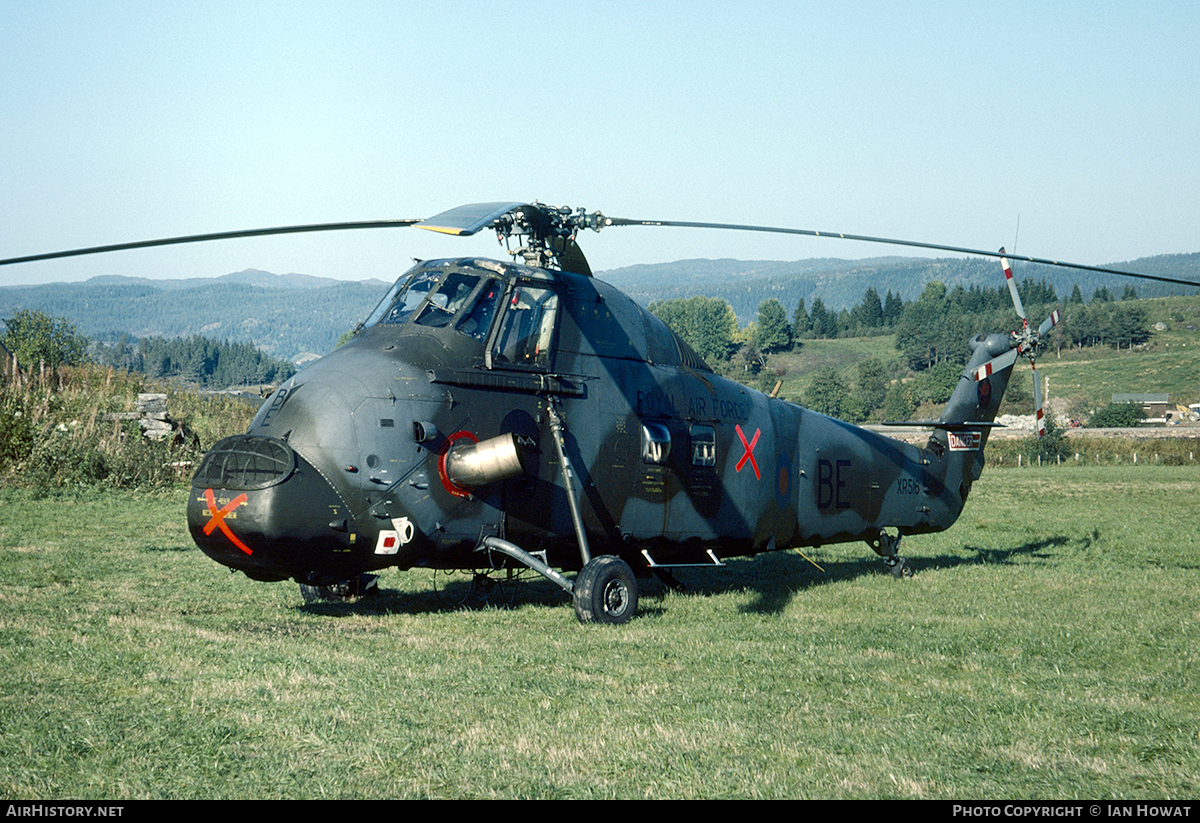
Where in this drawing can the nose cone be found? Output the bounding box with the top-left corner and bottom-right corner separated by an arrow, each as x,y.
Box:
188,434 -> 360,583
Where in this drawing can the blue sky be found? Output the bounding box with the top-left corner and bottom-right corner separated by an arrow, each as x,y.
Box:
3,1 -> 1197,286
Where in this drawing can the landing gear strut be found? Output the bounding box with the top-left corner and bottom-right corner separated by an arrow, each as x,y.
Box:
477,537 -> 639,624
867,530 -> 913,579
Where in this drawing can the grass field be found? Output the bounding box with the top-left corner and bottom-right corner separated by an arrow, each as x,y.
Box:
2,464 -> 1198,799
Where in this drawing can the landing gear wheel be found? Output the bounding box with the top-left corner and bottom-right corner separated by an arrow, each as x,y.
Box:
573,555 -> 638,624
885,556 -> 913,579
299,574 -> 379,603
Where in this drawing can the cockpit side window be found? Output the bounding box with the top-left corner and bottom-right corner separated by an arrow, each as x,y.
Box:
414,273 -> 480,329
456,279 -> 503,340
490,285 -> 559,369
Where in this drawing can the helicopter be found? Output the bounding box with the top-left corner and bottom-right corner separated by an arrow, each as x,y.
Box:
4,201 -> 1196,623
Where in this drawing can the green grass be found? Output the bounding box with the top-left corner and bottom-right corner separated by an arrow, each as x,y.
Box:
765,335 -> 904,402
1033,295 -> 1200,412
2,466 -> 1198,799
1037,347 -> 1200,414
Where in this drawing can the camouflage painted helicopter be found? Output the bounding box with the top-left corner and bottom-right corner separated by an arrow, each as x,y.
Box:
4,202 -> 1195,623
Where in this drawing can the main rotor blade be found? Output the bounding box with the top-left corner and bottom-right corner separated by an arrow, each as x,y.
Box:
607,217 -> 1200,290
414,202 -> 525,236
0,220 -> 421,267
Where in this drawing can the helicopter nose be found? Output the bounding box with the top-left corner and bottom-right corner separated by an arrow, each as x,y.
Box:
187,434 -> 359,582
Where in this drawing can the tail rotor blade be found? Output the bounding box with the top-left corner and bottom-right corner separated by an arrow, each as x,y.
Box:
1038,308 -> 1061,337
1032,365 -> 1045,438
972,347 -> 1019,382
1000,248 -> 1027,322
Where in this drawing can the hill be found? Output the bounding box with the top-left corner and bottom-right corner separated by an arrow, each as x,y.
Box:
2,254 -> 1198,358
759,294 -> 1200,421
597,252 -> 1200,323
0,270 -> 389,360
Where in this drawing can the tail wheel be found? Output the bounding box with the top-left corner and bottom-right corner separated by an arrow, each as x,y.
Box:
573,556 -> 638,624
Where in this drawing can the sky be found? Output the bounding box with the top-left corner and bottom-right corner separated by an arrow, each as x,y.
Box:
2,1 -> 1198,287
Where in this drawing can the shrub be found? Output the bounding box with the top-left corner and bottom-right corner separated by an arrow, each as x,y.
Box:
1087,403 -> 1145,428
0,392 -> 34,468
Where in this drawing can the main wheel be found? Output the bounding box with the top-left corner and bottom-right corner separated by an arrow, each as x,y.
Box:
299,574 -> 379,603
573,555 -> 638,624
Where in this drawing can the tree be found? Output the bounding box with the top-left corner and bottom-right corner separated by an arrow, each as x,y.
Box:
1028,415 -> 1071,462
1088,402 -> 1144,428
918,360 -> 964,405
894,282 -> 970,370
0,309 -> 90,372
882,380 -> 918,421
1111,303 -> 1150,348
808,297 -> 832,339
792,298 -> 811,339
648,295 -> 738,364
854,358 -> 890,417
882,290 -> 905,326
756,298 -> 792,354
852,286 -> 884,331
805,367 -> 849,419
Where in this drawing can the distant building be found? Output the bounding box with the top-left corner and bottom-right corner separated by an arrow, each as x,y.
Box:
1113,393 -> 1169,418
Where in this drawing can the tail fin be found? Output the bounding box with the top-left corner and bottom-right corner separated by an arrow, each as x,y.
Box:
881,332 -> 1017,432
942,332 -> 1021,429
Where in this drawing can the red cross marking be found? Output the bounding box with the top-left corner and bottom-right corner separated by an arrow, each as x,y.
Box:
735,424 -> 761,480
203,488 -> 251,555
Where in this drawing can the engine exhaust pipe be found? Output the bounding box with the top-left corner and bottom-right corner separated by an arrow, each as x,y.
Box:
444,432 -> 525,489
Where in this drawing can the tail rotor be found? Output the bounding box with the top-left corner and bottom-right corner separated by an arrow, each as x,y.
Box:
973,249 -> 1060,437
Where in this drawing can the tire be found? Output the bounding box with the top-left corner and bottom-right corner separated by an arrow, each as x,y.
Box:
573,555 -> 638,624
298,574 -> 378,603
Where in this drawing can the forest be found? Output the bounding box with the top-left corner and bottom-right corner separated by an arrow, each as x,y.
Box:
92,333 -> 295,387
648,276 -> 1153,424
1,309 -> 294,389
652,276 -> 1147,370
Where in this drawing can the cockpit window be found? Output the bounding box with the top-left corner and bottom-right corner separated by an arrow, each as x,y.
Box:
490,285 -> 559,369
457,279 -> 503,340
366,270 -> 441,327
414,273 -> 480,329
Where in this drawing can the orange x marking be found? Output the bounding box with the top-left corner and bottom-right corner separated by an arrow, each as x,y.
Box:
203,488 -> 251,555
735,424 -> 761,480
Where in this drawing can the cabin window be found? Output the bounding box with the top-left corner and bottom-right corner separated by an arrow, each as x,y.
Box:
414,273 -> 480,328
641,421 -> 672,465
490,285 -> 559,369
689,425 -> 716,467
